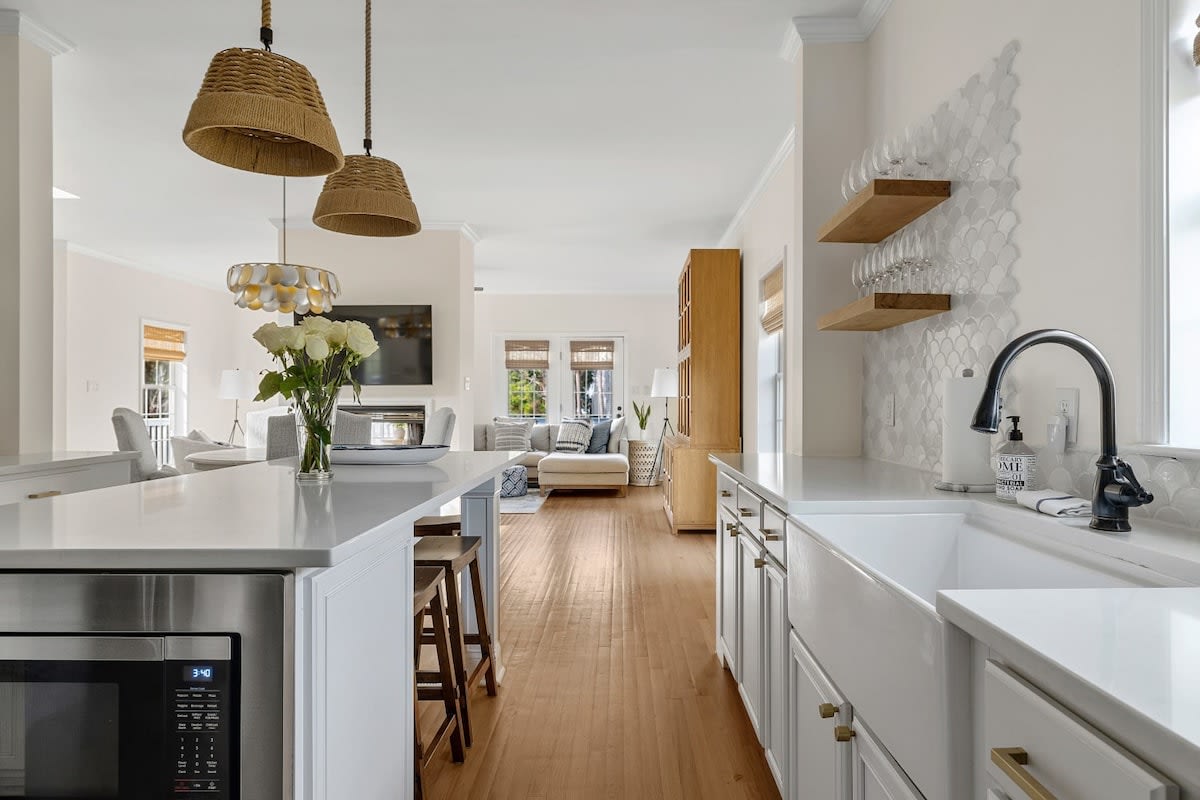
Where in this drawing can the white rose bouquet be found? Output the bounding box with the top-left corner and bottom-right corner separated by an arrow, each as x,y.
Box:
252,317 -> 380,480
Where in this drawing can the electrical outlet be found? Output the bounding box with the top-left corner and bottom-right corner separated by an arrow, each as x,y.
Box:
885,393 -> 896,427
1055,387 -> 1079,446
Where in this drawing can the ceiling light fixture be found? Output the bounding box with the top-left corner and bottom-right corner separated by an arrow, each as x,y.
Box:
228,177 -> 341,314
183,0 -> 344,177
311,0 -> 421,236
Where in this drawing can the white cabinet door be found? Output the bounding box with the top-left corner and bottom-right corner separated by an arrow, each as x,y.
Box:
763,559 -> 788,795
788,631 -> 851,800
851,720 -> 924,800
716,507 -> 740,678
736,531 -> 765,741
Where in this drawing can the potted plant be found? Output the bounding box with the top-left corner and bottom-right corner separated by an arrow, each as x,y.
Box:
631,401 -> 652,441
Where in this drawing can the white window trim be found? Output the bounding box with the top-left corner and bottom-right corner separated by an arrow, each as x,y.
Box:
1139,0 -> 1171,451
140,317 -> 190,436
492,334 -> 626,423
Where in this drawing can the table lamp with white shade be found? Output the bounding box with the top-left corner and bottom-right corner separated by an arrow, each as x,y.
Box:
649,367 -> 678,483
218,369 -> 258,445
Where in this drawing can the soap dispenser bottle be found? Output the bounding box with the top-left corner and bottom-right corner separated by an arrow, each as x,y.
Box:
994,415 -> 1038,502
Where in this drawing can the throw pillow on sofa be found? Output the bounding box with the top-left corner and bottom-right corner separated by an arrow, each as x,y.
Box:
555,419 -> 593,453
493,418 -> 534,451
586,419 -> 611,454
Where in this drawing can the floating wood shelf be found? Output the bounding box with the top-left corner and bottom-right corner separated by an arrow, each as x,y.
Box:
818,179 -> 951,243
817,292 -> 951,331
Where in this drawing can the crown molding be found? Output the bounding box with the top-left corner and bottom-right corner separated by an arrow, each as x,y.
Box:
718,126 -> 795,247
64,242 -> 225,292
788,0 -> 893,49
779,21 -> 801,61
0,10 -> 76,56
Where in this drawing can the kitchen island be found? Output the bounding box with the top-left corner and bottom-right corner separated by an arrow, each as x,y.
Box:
0,450 -> 522,800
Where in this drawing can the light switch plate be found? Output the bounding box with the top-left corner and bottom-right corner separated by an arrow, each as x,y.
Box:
1055,387 -> 1079,446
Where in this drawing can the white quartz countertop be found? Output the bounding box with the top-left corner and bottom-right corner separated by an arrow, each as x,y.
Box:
0,451 -> 521,569
938,587 -> 1200,765
0,451 -> 136,477
710,453 -> 959,513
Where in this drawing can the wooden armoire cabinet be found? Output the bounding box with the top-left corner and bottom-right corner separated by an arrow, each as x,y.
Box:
662,249 -> 741,533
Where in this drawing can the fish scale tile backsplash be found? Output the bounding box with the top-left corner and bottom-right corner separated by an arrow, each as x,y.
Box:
862,42 -> 1022,471
1042,450 -> 1200,530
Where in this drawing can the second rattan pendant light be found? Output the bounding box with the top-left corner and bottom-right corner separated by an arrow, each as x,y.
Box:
312,0 -> 421,236
183,0 -> 344,177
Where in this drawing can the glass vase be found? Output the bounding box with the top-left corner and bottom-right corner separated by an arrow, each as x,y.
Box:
295,405 -> 337,483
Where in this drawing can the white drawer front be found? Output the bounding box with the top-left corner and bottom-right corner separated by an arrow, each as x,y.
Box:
735,485 -> 763,534
0,462 -> 130,506
760,503 -> 786,565
984,661 -> 1178,800
717,472 -> 738,515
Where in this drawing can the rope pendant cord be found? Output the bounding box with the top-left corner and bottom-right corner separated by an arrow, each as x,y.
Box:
364,0 -> 372,155
282,177 -> 287,264
260,0 -> 273,51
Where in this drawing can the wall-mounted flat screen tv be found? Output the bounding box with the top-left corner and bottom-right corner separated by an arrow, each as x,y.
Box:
296,305 -> 433,385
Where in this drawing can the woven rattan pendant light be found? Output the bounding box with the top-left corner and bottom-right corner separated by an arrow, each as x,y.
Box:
184,0 -> 344,177
312,0 -> 421,236
228,178 -> 341,313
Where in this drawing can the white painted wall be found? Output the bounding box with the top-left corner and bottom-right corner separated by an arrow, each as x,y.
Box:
865,0 -> 1144,453
62,248 -> 270,452
472,293 -> 676,440
282,227 -> 475,448
722,150 -> 795,453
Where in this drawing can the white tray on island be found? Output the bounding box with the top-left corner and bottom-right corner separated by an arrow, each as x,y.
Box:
330,444 -> 450,465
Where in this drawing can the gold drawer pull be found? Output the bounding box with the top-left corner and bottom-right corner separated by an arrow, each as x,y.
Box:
991,747 -> 1056,800
753,558 -> 766,569
834,725 -> 855,742
720,490 -> 732,497
27,490 -> 62,500
818,703 -> 837,719
760,528 -> 781,542
738,508 -> 755,517
725,522 -> 739,537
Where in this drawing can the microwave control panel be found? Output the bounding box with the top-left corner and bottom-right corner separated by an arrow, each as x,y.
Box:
167,662 -> 233,797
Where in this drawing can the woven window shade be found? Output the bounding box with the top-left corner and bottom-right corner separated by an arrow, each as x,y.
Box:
760,267 -> 784,335
569,340 -> 615,371
144,325 -> 187,363
505,340 -> 550,370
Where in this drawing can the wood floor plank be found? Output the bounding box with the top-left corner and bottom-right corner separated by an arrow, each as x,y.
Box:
422,487 -> 780,800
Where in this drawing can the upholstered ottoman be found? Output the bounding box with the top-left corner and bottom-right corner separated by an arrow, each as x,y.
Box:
500,465 -> 528,498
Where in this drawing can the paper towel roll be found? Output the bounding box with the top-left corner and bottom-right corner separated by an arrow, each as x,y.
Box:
940,371 -> 995,488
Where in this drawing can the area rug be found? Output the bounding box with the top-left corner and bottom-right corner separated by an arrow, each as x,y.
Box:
499,492 -> 546,514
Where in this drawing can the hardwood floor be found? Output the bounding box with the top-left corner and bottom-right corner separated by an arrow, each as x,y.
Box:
421,487 -> 781,800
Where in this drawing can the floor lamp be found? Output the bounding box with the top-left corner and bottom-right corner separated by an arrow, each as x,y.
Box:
649,367 -> 678,485
218,369 -> 256,445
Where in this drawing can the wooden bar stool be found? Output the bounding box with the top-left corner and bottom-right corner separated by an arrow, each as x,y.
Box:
413,566 -> 464,800
413,536 -> 497,748
414,513 -> 461,536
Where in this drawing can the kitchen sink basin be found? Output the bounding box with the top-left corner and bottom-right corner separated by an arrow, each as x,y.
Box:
786,506 -> 1172,800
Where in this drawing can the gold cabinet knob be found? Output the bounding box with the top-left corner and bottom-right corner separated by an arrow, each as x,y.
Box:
753,558 -> 766,569
725,522 -> 739,537
818,703 -> 837,719
720,490 -> 732,497
834,725 -> 856,742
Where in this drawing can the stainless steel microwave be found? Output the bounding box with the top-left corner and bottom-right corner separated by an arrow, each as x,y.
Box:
0,573 -> 292,799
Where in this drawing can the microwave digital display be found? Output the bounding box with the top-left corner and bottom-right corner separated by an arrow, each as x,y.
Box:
184,665 -> 215,683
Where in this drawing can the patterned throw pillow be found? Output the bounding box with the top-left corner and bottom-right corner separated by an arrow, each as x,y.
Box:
493,418 -> 534,451
586,419 -> 612,454
555,419 -> 594,453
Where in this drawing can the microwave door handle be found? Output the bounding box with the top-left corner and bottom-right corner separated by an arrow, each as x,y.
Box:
0,636 -> 165,661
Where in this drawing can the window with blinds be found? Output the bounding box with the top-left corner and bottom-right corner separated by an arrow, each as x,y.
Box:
504,339 -> 550,370
568,340 -> 615,370
760,267 -> 784,335
143,324 -> 187,362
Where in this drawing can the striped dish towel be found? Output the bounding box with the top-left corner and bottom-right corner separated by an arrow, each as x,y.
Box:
1014,489 -> 1091,518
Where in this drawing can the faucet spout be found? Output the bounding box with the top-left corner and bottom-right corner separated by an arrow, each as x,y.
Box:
971,329 -> 1150,532
971,329 -> 1117,458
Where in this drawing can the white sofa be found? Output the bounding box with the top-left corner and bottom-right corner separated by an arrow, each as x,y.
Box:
473,421 -> 630,496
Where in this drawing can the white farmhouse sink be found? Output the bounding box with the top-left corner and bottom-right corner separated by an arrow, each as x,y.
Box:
787,507 -> 1172,800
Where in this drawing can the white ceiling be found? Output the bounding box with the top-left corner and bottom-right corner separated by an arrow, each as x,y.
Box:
9,1 -> 859,294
